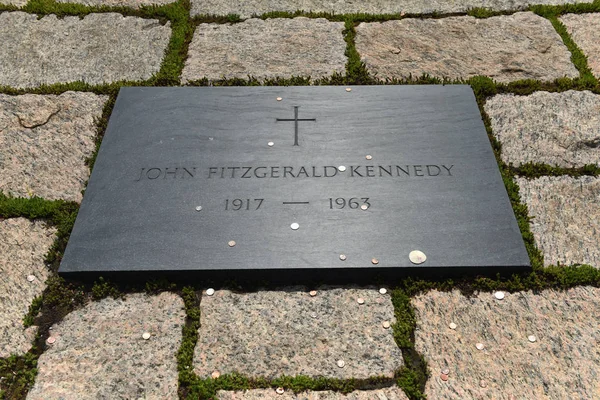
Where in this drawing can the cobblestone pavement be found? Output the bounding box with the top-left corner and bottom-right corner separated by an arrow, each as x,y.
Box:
1,0 -> 600,399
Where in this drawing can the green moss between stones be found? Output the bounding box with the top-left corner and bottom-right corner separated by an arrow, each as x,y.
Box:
0,353 -> 38,400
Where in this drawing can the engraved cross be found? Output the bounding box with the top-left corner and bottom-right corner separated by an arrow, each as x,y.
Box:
276,106 -> 316,146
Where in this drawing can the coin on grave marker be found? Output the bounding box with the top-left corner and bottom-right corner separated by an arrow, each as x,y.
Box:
291,222 -> 300,230
442,368 -> 450,375
528,335 -> 537,343
371,258 -> 379,265
338,165 -> 346,172
365,155 -> 372,160
409,250 -> 426,264
228,240 -> 236,247
360,204 -> 368,210
276,387 -> 285,395
357,298 -> 365,305
494,291 -> 505,300
268,141 -> 275,147
346,88 -> 352,92
339,254 -> 347,261
142,332 -> 151,340
382,321 -> 391,329
46,337 -> 56,344
379,288 -> 387,295
449,322 -> 457,330
476,342 -> 485,350
479,380 -> 487,388
27,275 -> 35,282
212,371 -> 220,379
277,97 -> 283,101
337,360 -> 345,368
309,290 -> 317,297
206,288 -> 215,296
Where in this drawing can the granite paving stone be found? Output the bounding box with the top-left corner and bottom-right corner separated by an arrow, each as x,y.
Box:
561,13 -> 600,79
355,12 -> 578,82
191,0 -> 588,19
0,12 -> 171,88
0,0 -> 27,6
181,18 -> 346,83
0,92 -> 108,202
413,287 -> 600,399
194,288 -> 403,379
27,293 -> 185,400
56,0 -> 175,8
485,91 -> 600,168
217,388 -> 409,399
0,218 -> 56,358
517,176 -> 600,267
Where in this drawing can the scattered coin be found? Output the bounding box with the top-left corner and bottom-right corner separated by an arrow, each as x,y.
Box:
195,206 -> 202,211
26,275 -> 36,282
211,371 -> 221,379
479,379 -> 487,388
337,359 -> 345,368
310,313 -> 317,318
228,240 -> 236,247
276,387 -> 285,395
382,321 -> 391,329
441,368 -> 450,375
379,288 -> 387,295
409,250 -> 426,264
206,288 -> 215,296
142,332 -> 151,340
365,155 -> 373,160
371,258 -> 379,265
449,322 -> 457,330
476,342 -> 485,350
528,335 -> 537,343
46,337 -> 56,345
291,222 -> 300,230
345,88 -> 352,92
360,204 -> 369,210
268,141 -> 275,147
357,298 -> 365,305
494,291 -> 505,300
309,290 -> 317,297
276,97 -> 283,101
339,254 -> 347,261
338,165 -> 346,172
440,373 -> 449,382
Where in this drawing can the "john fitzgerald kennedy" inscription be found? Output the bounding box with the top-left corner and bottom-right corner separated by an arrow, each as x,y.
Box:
135,164 -> 455,181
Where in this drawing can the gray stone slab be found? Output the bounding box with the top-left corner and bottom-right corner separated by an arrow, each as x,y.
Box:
0,12 -> 171,88
0,0 -> 27,6
56,0 -> 175,8
412,287 -> 600,399
517,176 -> 600,267
0,218 -> 56,358
194,288 -> 403,379
561,13 -> 600,79
181,18 -> 346,83
485,91 -> 600,168
355,12 -> 578,83
217,388 -> 409,399
191,0 -> 589,19
58,86 -> 529,278
27,292 -> 185,400
0,92 -> 107,202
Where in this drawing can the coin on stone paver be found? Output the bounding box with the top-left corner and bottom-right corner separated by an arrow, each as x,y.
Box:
360,204 -> 369,210
27,274 -> 36,282
46,337 -> 56,344
494,291 -> 505,300
409,250 -> 426,264
440,373 -> 449,381
309,290 -> 317,297
310,313 -> 317,318
268,141 -> 275,147
142,332 -> 151,340
449,322 -> 457,330
441,368 -> 450,375
276,387 -> 285,394
371,258 -> 379,265
337,359 -> 345,368
528,335 -> 537,343
357,298 -> 365,305
339,254 -> 347,261
211,371 -> 221,379
382,321 -> 391,329
379,288 -> 387,295
277,97 -> 283,101
206,288 -> 215,296
228,240 -> 236,247
338,165 -> 346,172
479,379 -> 487,388
476,342 -> 485,350
290,222 -> 300,230
365,155 -> 372,160
346,88 -> 352,92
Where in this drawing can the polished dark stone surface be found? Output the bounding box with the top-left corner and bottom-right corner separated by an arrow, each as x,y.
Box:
59,86 -> 530,281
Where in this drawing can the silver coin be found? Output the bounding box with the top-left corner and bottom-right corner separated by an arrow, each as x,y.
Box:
441,368 -> 450,375
309,290 -> 317,297
337,359 -> 345,368
26,275 -> 36,282
206,288 -> 215,296
382,321 -> 391,329
379,288 -> 387,295
449,322 -> 457,330
360,204 -> 368,210
365,155 -> 373,160
494,291 -> 505,300
290,222 -> 300,230
339,254 -> 347,261
142,332 -> 151,340
409,250 -> 426,264
195,206 -> 202,211
268,141 -> 274,147
357,298 -> 365,305
276,387 -> 285,395
476,342 -> 485,350
338,166 -> 346,172
212,371 -> 221,379
528,335 -> 537,343
228,240 -> 236,247
276,97 -> 283,101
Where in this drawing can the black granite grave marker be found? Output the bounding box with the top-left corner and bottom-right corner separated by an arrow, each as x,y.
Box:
59,86 -> 530,281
